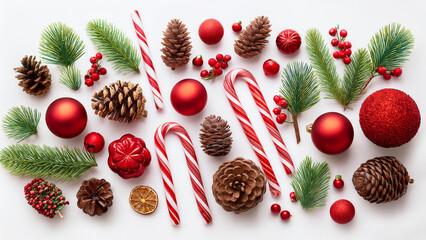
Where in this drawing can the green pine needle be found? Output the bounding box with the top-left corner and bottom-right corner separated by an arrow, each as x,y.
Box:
59,65 -> 82,90
39,22 -> 85,66
87,19 -> 141,74
2,106 -> 41,143
290,156 -> 331,210
0,144 -> 97,181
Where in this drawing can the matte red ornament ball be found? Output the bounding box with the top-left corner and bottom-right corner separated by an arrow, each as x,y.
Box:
170,79 -> 208,116
45,97 -> 87,138
198,18 -> 224,45
276,29 -> 302,55
330,199 -> 355,224
84,132 -> 105,153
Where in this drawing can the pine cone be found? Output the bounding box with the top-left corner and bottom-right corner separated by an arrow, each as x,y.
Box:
91,80 -> 147,123
161,19 -> 192,70
14,55 -> 51,95
212,157 -> 266,213
352,156 -> 413,204
76,178 -> 113,216
234,16 -> 272,58
200,115 -> 232,157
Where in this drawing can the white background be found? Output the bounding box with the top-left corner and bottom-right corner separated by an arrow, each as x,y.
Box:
0,0 -> 425,239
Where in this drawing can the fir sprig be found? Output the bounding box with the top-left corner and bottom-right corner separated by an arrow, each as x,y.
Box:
0,144 -> 97,181
2,106 -> 41,142
59,65 -> 81,90
279,62 -> 320,143
87,19 -> 141,74
290,156 -> 330,210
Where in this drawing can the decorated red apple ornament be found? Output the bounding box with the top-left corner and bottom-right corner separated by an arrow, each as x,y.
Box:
170,79 -> 208,116
276,29 -> 302,54
198,19 -> 224,45
330,199 -> 355,224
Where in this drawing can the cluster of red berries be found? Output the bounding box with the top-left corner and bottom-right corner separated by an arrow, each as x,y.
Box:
376,66 -> 402,80
24,178 -> 69,218
333,175 -> 345,189
198,54 -> 232,80
232,21 -> 242,32
329,26 -> 352,65
85,53 -> 107,87
272,95 -> 288,124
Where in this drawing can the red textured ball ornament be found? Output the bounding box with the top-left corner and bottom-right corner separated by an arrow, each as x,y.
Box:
84,132 -> 105,153
171,79 -> 208,116
310,112 -> 354,155
45,97 -> 87,138
330,199 -> 355,224
276,29 -> 302,55
198,18 -> 224,45
359,88 -> 420,148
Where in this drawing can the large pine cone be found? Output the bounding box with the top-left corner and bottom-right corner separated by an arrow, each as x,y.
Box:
352,156 -> 413,204
14,55 -> 51,95
161,19 -> 192,70
200,115 -> 232,157
91,80 -> 147,123
212,157 -> 266,213
76,178 -> 113,216
234,16 -> 271,58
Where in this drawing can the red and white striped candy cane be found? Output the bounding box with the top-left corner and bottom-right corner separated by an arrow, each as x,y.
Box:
224,68 -> 295,196
154,122 -> 212,226
131,10 -> 164,110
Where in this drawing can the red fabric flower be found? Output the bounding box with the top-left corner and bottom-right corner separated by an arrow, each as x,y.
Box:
108,134 -> 151,179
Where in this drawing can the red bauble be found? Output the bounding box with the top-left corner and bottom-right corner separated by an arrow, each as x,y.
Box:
333,175 -> 344,189
330,199 -> 355,224
280,210 -> 291,220
270,203 -> 281,214
45,97 -> 87,138
359,89 -> 420,148
170,79 -> 208,116
198,19 -> 224,45
263,59 -> 280,76
310,112 -> 354,155
84,132 -> 105,153
276,29 -> 302,55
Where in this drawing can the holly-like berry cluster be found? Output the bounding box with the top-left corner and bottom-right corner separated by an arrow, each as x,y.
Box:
376,66 -> 402,80
329,26 -> 352,65
272,95 -> 288,124
200,54 -> 231,80
85,52 -> 107,87
24,178 -> 69,218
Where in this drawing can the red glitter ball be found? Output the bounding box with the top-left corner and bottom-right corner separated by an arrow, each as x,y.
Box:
276,29 -> 302,54
359,88 -> 421,148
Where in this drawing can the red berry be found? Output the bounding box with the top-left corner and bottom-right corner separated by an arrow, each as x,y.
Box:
232,21 -> 242,32
345,41 -> 352,49
192,55 -> 204,67
91,64 -> 98,69
208,58 -> 217,66
276,113 -> 287,124
85,79 -> 94,87
338,41 -> 345,49
392,68 -> 402,77
270,204 -> 281,214
200,70 -> 209,78
223,55 -> 232,62
333,51 -> 340,59
333,175 -> 344,189
213,68 -> 223,76
273,95 -> 282,103
99,67 -> 107,75
277,99 -> 288,108
96,52 -> 103,60
216,54 -> 224,61
272,107 -> 281,115
339,51 -> 346,58
91,73 -> 100,81
84,74 -> 90,80
90,56 -> 97,64
329,28 -> 337,36
343,57 -> 351,65
331,39 -> 339,46
383,73 -> 392,80
87,68 -> 95,75
377,66 -> 387,75
214,62 -> 221,69
344,49 -> 352,56
340,29 -> 348,37
289,192 -> 297,202
221,62 -> 228,69
280,210 -> 291,220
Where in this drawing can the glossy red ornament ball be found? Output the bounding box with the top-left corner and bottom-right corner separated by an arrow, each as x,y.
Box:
170,79 -> 208,116
45,97 -> 87,138
192,55 -> 203,67
232,21 -> 242,32
310,112 -> 354,155
276,29 -> 302,54
198,18 -> 224,45
270,204 -> 281,214
289,192 -> 297,202
333,175 -> 344,189
263,59 -> 280,76
84,132 -> 105,153
330,199 -> 355,224
280,210 -> 291,220
359,89 -> 420,148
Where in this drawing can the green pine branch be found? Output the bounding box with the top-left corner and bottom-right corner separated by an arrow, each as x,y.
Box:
0,144 -> 97,181
279,61 -> 320,143
87,19 -> 141,74
59,65 -> 82,90
290,156 -> 331,210
2,106 -> 41,143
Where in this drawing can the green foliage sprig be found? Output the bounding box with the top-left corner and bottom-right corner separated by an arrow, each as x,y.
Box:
59,65 -> 81,90
0,144 -> 97,181
87,19 -> 141,74
2,106 -> 41,142
290,156 -> 330,210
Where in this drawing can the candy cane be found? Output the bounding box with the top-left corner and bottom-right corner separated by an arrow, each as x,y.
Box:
154,122 -> 212,226
224,68 -> 295,196
131,10 -> 164,110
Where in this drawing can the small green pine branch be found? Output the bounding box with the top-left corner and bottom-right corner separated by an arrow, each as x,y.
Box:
2,106 -> 41,142
87,19 -> 141,74
59,65 -> 82,90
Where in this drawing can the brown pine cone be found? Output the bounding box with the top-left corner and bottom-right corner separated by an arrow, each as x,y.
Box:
212,157 -> 266,213
91,80 -> 147,123
161,19 -> 192,70
76,178 -> 113,216
352,156 -> 413,204
200,115 -> 232,157
14,55 -> 51,95
234,16 -> 272,58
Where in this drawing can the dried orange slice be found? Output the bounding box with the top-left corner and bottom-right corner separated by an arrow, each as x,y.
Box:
129,185 -> 158,215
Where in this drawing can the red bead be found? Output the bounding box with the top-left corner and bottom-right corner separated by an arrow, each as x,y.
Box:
224,55 -> 232,62
99,67 -> 107,75
377,66 -> 387,75
272,107 -> 281,115
270,204 -> 281,214
273,95 -> 282,103
338,41 -> 345,49
213,68 -> 223,76
85,79 -> 94,87
331,39 -> 339,46
216,54 -> 224,61
214,62 -> 221,69
329,28 -> 337,36
208,58 -> 217,67
200,70 -> 209,78
333,51 -> 340,59
96,52 -> 103,60
344,49 -> 352,56
333,175 -> 344,189
383,73 -> 392,80
232,21 -> 242,32
280,210 -> 291,220
221,62 -> 228,69
277,99 -> 288,108
289,192 -> 297,202
90,56 -> 97,64
392,68 -> 402,77
91,73 -> 100,81
276,113 -> 287,124
339,51 -> 346,58
339,29 -> 348,37
192,56 -> 204,67
343,57 -> 351,65
345,41 -> 352,49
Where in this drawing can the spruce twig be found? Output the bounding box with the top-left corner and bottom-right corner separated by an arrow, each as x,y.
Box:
59,65 -> 81,90
2,106 -> 41,142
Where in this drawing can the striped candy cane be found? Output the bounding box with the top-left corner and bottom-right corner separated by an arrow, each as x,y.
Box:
224,68 -> 295,196
154,122 -> 212,226
131,10 -> 164,110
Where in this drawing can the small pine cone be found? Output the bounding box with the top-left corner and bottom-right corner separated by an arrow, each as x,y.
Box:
76,178 -> 113,216
161,19 -> 192,70
91,80 -> 147,123
14,55 -> 51,95
200,115 -> 232,157
234,16 -> 272,58
212,157 -> 267,213
352,156 -> 414,204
